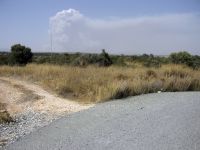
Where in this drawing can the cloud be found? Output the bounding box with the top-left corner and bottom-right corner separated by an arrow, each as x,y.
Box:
49,9 -> 200,54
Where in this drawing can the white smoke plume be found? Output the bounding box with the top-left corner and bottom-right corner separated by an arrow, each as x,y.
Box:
49,9 -> 200,54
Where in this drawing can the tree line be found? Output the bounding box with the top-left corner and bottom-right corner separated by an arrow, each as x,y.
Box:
0,44 -> 200,69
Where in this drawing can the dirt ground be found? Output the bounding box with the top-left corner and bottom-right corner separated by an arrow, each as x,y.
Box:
0,77 -> 92,119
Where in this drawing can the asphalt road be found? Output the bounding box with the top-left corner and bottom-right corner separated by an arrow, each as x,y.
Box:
5,92 -> 200,150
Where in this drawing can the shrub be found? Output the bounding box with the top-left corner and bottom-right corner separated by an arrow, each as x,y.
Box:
9,44 -> 33,65
98,49 -> 113,67
111,82 -> 132,99
143,58 -> 161,68
0,103 -> 13,124
71,50 -> 113,67
169,51 -> 192,66
34,56 -> 51,64
0,55 -> 9,65
189,55 -> 200,69
72,55 -> 90,66
112,56 -> 127,66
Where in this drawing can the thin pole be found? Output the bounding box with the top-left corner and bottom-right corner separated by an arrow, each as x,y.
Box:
50,29 -> 53,56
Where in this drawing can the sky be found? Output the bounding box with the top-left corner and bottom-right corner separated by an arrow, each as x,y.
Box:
0,0 -> 200,55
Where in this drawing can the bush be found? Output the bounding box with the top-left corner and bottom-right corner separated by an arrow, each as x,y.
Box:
169,51 -> 192,66
143,58 -> 161,68
72,50 -> 113,67
72,55 -> 90,66
0,103 -> 13,124
9,44 -> 33,65
0,55 -> 9,65
111,55 -> 127,66
98,49 -> 113,67
189,55 -> 200,69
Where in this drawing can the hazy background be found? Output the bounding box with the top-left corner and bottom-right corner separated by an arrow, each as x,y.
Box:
0,0 -> 200,55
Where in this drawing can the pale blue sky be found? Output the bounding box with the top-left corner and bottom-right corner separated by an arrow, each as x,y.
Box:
0,0 -> 200,54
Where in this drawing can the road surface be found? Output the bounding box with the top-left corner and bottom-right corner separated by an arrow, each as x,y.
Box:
5,92 -> 200,150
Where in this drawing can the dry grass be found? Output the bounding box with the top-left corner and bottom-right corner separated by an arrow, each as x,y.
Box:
0,102 -> 13,123
0,64 -> 199,103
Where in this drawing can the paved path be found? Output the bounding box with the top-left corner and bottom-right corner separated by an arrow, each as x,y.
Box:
5,92 -> 200,150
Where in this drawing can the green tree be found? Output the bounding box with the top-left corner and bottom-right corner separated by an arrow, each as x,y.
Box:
0,55 -> 9,65
9,44 -> 33,65
190,55 -> 200,69
98,49 -> 113,66
169,51 -> 192,66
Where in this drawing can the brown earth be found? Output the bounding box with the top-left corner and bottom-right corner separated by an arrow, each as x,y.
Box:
0,77 -> 92,121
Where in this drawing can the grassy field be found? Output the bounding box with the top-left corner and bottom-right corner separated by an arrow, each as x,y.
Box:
0,64 -> 200,103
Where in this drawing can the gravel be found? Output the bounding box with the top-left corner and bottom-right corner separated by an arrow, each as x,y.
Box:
0,108 -> 60,148
0,77 -> 90,149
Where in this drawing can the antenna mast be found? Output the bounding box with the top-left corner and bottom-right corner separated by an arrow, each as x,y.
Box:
50,29 -> 53,56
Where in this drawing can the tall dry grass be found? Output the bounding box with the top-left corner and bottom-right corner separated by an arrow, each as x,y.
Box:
0,64 -> 199,103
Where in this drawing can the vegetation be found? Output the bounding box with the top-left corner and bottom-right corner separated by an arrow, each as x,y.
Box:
0,64 -> 199,103
0,102 -> 13,123
1,48 -> 200,69
169,51 -> 192,65
98,49 -> 113,66
9,44 -> 33,65
0,45 -> 200,105
0,55 -> 9,65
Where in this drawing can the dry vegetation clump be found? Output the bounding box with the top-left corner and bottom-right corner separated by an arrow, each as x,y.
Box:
0,64 -> 199,103
0,102 -> 13,123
